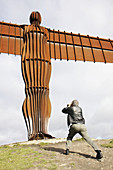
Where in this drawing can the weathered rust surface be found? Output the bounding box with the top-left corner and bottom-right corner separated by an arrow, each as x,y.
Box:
0,22 -> 23,55
1,21 -> 113,63
0,11 -> 113,140
21,12 -> 52,140
47,30 -> 113,63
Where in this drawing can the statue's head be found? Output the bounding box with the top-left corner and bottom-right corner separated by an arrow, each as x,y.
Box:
30,11 -> 41,26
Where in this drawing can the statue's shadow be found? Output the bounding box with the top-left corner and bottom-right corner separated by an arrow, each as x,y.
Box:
43,146 -> 96,160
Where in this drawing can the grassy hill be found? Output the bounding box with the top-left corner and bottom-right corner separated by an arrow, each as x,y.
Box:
0,138 -> 113,170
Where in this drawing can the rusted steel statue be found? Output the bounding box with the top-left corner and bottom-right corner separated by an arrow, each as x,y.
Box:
0,11 -> 113,140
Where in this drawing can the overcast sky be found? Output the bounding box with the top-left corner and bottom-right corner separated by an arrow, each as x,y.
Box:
0,0 -> 113,145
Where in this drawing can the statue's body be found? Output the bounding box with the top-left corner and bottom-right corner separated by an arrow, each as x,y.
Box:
22,12 -> 52,139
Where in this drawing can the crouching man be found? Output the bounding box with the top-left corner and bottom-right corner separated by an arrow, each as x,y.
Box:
62,99 -> 103,159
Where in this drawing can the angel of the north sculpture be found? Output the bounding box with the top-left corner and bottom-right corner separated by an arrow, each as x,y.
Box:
0,11 -> 113,140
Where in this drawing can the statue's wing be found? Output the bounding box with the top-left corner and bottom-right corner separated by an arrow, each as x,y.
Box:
1,22 -> 113,63
47,29 -> 113,63
0,22 -> 23,56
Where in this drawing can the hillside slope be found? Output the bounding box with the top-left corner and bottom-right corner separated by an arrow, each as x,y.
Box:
0,138 -> 113,170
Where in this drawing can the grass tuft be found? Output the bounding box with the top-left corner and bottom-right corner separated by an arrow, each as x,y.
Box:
75,138 -> 84,142
101,139 -> 113,148
39,142 -> 49,146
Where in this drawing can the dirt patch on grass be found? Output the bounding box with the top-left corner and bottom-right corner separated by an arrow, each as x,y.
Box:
34,139 -> 113,170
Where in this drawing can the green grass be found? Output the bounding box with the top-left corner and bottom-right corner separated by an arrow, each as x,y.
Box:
70,162 -> 76,167
73,138 -> 84,142
110,139 -> 113,144
48,163 -> 57,170
101,139 -> 113,148
39,142 -> 49,146
0,144 -> 56,170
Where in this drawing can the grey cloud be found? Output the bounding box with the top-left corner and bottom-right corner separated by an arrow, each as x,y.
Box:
0,109 -> 27,145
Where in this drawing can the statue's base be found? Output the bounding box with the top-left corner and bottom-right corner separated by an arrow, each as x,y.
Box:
28,132 -> 55,140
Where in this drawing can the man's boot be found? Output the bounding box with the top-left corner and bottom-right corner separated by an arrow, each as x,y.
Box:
65,149 -> 69,155
95,150 -> 103,159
